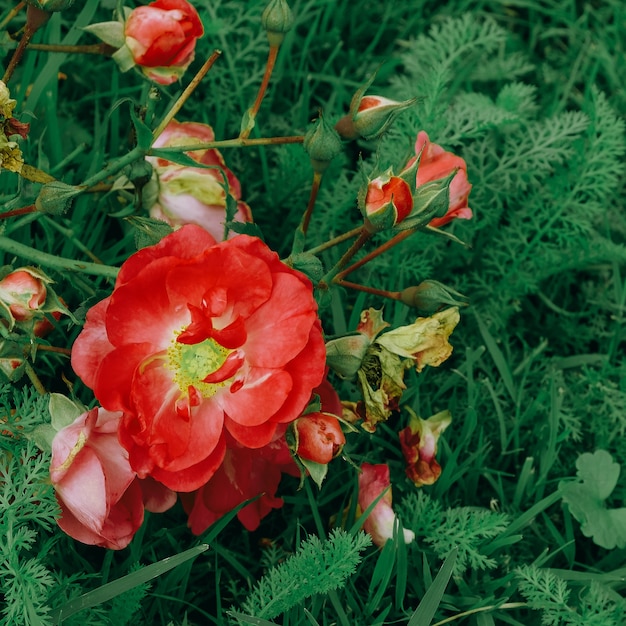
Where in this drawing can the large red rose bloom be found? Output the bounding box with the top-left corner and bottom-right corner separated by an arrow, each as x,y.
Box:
71,226 -> 326,492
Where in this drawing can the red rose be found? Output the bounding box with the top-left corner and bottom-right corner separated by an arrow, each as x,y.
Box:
124,0 -> 204,85
412,131 -> 472,228
364,173 -> 414,229
71,225 -> 326,492
182,432 -> 298,533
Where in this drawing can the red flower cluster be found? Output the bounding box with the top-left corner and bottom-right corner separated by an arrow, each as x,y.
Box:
63,225 -> 327,545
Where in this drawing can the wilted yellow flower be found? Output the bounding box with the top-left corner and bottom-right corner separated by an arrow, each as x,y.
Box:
0,134 -> 23,173
375,307 -> 460,372
0,81 -> 16,119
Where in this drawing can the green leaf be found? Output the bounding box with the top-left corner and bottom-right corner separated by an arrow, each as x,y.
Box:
559,450 -> 626,550
83,21 -> 125,48
408,548 -> 458,626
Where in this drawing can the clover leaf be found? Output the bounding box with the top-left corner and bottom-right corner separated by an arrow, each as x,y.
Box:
559,450 -> 626,550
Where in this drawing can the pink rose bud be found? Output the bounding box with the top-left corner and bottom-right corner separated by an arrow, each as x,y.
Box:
0,268 -> 47,321
399,410 -> 451,487
358,463 -> 415,547
124,0 -> 204,85
50,407 -> 145,550
294,412 -> 345,464
412,131 -> 472,228
363,171 -> 413,231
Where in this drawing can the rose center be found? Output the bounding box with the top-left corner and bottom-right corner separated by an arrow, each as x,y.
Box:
168,336 -> 232,397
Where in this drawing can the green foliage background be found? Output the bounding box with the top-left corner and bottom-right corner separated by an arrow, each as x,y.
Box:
0,0 -> 625,624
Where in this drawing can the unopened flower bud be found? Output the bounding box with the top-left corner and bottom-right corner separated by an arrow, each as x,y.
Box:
262,0 -> 294,46
361,170 -> 413,231
293,412 -> 345,464
35,181 -> 81,215
325,333 -> 372,379
400,281 -> 469,313
352,95 -> 417,141
303,113 -> 343,173
0,268 -> 48,322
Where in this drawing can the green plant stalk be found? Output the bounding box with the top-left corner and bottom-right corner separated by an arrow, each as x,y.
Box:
149,135 -> 305,154
305,225 -> 363,255
319,227 -> 372,287
80,145 -> 146,190
0,236 -> 119,279
152,49 -> 223,141
301,170 -> 323,237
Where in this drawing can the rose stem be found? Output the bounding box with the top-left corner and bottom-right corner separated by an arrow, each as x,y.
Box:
305,225 -> 363,255
25,42 -> 115,55
35,344 -> 72,356
301,171 -> 322,236
0,2 -> 25,31
336,280 -> 402,301
152,49 -> 223,142
149,135 -> 305,156
319,227 -> 373,287
0,205 -> 37,219
0,236 -> 119,279
334,228 -> 415,282
3,5 -> 51,83
239,44 -> 279,140
24,361 -> 46,395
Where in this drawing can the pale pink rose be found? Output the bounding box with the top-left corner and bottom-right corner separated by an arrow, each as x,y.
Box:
148,120 -> 253,241
50,407 -> 143,549
358,463 -> 415,547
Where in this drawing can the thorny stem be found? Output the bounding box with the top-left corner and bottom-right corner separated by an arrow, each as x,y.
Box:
320,227 -> 372,286
3,5 -> 50,83
240,44 -> 279,140
24,361 -> 46,395
0,205 -> 37,219
305,225 -> 363,255
0,236 -> 119,279
150,135 -> 305,154
81,145 -> 145,190
152,50 -> 223,141
336,280 -> 402,301
25,42 -> 115,55
301,171 -> 323,236
335,228 -> 415,282
35,344 -> 72,356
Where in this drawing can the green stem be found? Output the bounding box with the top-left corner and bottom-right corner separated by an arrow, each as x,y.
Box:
301,171 -> 323,236
305,225 -> 363,255
319,227 -> 372,286
149,135 -> 305,155
152,50 -> 222,141
24,361 -> 46,395
80,145 -> 145,190
0,237 -> 119,279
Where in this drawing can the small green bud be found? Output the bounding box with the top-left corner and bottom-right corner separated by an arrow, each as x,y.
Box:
400,281 -> 469,313
125,215 -> 174,249
303,113 -> 343,173
35,181 -> 81,215
127,158 -> 153,190
261,0 -> 294,46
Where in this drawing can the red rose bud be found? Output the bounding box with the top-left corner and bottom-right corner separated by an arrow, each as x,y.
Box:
413,131 -> 472,228
294,412 -> 345,464
399,409 -> 451,487
363,171 -> 413,231
261,0 -> 294,46
352,95 -> 417,141
120,0 -> 204,85
0,268 -> 48,322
